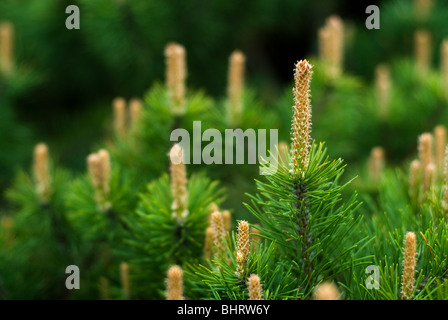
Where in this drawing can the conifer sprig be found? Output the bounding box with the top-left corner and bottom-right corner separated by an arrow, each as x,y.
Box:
244,58 -> 365,299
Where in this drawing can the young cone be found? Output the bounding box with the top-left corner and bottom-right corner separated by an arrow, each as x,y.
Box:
418,133 -> 435,194
375,64 -> 391,120
120,262 -> 130,299
33,143 -> 52,204
368,146 -> 385,185
434,125 -> 447,174
87,149 -> 111,211
409,160 -> 421,204
113,97 -> 127,139
165,42 -> 187,114
441,39 -> 448,99
227,50 -> 246,127
236,251 -> 245,279
98,149 -> 111,199
290,59 -> 313,179
210,211 -> 226,258
312,282 -> 341,300
318,16 -> 344,79
166,265 -> 184,300
326,16 -> 344,78
401,232 -> 417,300
414,30 -> 432,74
419,133 -> 433,170
290,59 -> 314,285
169,144 -> 188,221
236,221 -> 250,260
0,22 -> 13,77
87,153 -> 102,189
235,221 -> 250,280
247,274 -> 263,300
129,98 -> 143,132
318,27 -> 331,70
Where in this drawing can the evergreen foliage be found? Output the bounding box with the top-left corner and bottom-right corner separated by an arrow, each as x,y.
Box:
2,0 -> 448,301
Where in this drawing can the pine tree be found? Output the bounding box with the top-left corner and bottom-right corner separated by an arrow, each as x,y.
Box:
188,59 -> 368,300
1,143 -> 75,299
123,143 -> 225,299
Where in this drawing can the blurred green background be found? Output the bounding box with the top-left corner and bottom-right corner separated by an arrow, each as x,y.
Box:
2,0 -> 448,196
